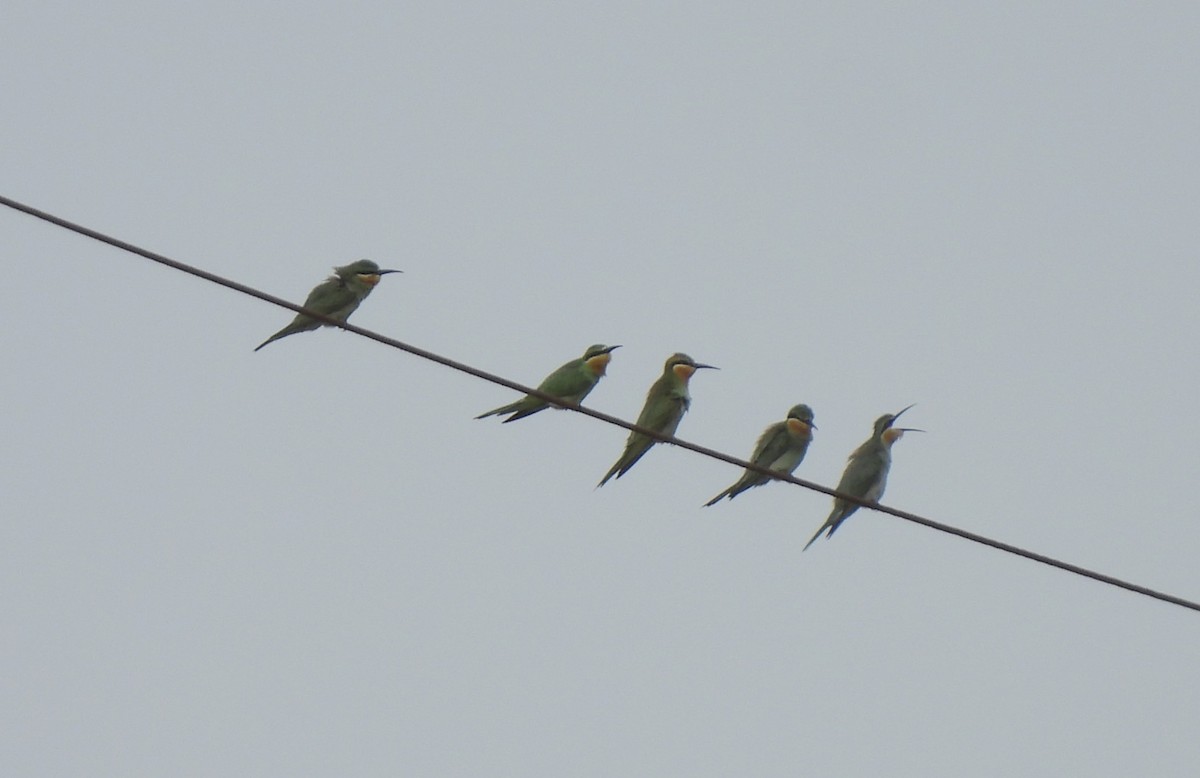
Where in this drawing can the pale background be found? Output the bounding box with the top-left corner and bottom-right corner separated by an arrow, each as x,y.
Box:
3,2 -> 1199,775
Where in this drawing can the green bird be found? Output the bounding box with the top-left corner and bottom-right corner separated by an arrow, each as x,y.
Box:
803,404 -> 921,551
254,259 -> 401,351
704,404 -> 816,506
598,353 -> 717,487
476,344 -> 621,423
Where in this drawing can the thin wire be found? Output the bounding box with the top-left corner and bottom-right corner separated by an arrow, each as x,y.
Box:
4,192 -> 1197,614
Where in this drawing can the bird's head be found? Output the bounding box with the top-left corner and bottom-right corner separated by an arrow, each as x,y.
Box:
875,404 -> 923,446
667,353 -> 718,381
583,344 -> 621,374
337,259 -> 402,287
786,403 -> 817,435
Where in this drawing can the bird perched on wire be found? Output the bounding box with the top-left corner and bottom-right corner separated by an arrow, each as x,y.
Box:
704,403 -> 816,506
254,259 -> 401,351
475,344 -> 621,423
598,352 -> 717,487
803,405 -> 921,551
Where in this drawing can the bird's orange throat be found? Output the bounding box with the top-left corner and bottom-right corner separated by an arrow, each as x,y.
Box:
882,428 -> 905,446
586,353 -> 612,375
357,273 -> 383,287
672,363 -> 697,381
787,418 -> 811,436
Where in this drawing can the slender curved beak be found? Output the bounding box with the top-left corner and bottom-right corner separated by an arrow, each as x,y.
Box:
894,427 -> 924,433
693,363 -> 719,370
809,422 -> 818,430
603,345 -> 622,353
378,269 -> 403,275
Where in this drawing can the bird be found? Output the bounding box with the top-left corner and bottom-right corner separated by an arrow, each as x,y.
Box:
254,259 -> 401,351
475,344 -> 621,423
803,404 -> 921,551
597,353 -> 717,487
704,403 -> 816,506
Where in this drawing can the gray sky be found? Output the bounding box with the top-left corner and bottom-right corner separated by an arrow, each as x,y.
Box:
4,2 -> 1200,775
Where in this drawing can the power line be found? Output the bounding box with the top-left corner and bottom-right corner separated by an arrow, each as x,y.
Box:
4,192 -> 1197,614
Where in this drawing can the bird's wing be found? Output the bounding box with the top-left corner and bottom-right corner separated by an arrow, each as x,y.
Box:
749,422 -> 791,468
537,360 -> 593,403
301,277 -> 357,319
635,393 -> 687,439
834,454 -> 880,502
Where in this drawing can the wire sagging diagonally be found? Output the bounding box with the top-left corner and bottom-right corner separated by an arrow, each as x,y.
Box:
3,193 -> 1197,614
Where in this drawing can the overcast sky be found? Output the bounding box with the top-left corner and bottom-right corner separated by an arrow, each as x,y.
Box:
4,2 -> 1200,775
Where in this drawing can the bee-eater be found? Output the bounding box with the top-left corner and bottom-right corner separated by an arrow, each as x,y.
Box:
597,353 -> 717,487
254,259 -> 401,351
476,344 -> 621,423
704,404 -> 816,506
803,405 -> 921,551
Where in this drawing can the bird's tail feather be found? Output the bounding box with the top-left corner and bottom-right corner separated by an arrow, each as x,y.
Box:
475,402 -> 519,420
253,318 -> 313,351
802,522 -> 829,552
500,405 -> 546,423
703,486 -> 733,507
597,437 -> 654,488
597,461 -> 623,488
253,330 -> 286,352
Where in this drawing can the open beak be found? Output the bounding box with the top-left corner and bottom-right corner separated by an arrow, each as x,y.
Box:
884,403 -> 917,427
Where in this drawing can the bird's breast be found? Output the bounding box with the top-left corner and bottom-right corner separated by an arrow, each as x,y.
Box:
786,418 -> 812,438
586,353 -> 612,375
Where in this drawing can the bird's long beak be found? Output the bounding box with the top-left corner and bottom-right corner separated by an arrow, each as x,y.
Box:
693,363 -> 719,370
378,269 -> 403,275
891,403 -> 916,422
894,427 -> 924,433
604,345 -> 622,353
